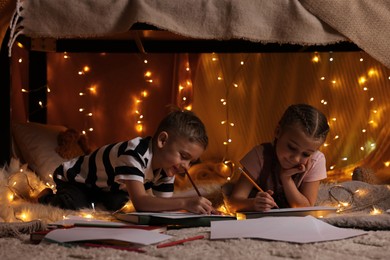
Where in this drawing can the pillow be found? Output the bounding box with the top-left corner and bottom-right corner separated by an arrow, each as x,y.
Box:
12,122 -> 68,184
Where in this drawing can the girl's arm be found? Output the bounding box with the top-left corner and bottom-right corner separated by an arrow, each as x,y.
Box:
124,180 -> 213,214
228,174 -> 277,212
280,174 -> 320,207
279,161 -> 321,207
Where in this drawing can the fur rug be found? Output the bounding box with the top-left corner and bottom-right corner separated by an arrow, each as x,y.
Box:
1,226 -> 390,260
1,160 -> 390,259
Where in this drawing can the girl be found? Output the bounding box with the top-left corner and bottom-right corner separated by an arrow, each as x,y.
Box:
228,104 -> 330,212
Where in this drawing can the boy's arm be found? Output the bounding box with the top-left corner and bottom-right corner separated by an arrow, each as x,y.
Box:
124,180 -> 213,214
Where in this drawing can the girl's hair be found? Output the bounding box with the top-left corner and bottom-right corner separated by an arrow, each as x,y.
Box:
154,108 -> 208,149
278,104 -> 330,141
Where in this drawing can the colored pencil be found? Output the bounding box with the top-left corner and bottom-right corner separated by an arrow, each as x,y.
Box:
184,169 -> 202,197
238,167 -> 264,192
238,167 -> 279,208
157,235 -> 205,248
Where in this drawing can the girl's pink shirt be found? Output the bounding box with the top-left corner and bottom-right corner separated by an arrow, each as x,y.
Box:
240,144 -> 327,187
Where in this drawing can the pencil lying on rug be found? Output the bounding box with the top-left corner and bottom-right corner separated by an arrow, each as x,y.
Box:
184,169 -> 202,197
238,167 -> 264,192
157,235 -> 205,248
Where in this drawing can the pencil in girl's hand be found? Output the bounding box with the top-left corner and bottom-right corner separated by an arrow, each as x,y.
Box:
238,167 -> 264,192
184,169 -> 201,197
238,167 -> 279,209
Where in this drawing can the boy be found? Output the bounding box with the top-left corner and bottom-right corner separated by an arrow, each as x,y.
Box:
38,109 -> 214,214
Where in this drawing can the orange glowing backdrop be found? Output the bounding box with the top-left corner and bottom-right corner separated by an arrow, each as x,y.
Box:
11,47 -> 390,184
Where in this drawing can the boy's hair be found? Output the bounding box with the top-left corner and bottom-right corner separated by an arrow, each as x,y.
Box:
278,104 -> 330,141
154,109 -> 208,149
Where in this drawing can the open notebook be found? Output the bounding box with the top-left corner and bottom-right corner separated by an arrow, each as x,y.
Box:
113,211 -> 236,227
236,206 -> 338,219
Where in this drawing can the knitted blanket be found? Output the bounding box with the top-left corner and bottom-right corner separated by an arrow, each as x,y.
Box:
7,0 -> 390,68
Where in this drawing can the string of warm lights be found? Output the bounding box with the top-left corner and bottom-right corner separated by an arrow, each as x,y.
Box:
312,51 -> 388,180
76,63 -> 95,135
212,53 -> 250,162
327,184 -> 390,215
132,58 -> 155,135
176,54 -> 194,111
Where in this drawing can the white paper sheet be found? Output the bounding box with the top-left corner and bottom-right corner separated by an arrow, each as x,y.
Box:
44,227 -> 172,245
210,216 -> 367,243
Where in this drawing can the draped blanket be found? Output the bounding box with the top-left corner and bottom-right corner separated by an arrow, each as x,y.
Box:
7,0 -> 390,68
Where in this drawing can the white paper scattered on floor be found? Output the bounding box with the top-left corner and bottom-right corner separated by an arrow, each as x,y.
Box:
210,215 -> 367,243
45,227 -> 172,245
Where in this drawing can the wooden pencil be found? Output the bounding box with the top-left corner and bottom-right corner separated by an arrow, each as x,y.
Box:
184,169 -> 202,197
238,167 -> 279,208
238,167 -> 264,192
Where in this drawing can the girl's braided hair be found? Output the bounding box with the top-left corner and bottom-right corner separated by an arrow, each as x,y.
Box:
278,104 -> 330,141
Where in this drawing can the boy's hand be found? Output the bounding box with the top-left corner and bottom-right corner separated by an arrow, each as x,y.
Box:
253,190 -> 278,211
185,196 -> 214,214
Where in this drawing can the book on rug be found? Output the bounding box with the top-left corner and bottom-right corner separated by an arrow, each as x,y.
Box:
113,211 -> 236,227
47,215 -> 167,232
236,206 -> 338,219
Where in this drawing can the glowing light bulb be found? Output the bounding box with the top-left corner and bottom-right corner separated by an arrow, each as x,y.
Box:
312,56 -> 319,63
358,77 -> 366,84
370,207 -> 382,215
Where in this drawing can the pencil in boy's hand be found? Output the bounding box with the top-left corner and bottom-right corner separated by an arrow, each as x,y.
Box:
238,167 -> 264,192
184,169 -> 202,197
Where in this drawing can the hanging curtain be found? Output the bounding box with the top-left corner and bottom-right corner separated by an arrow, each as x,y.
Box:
192,52 -> 390,183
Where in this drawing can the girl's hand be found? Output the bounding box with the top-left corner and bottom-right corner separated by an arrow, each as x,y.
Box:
184,196 -> 214,214
253,190 -> 278,211
281,159 -> 313,178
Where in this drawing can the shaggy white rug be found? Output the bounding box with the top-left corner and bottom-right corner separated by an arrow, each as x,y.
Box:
1,226 -> 390,260
1,160 -> 390,259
